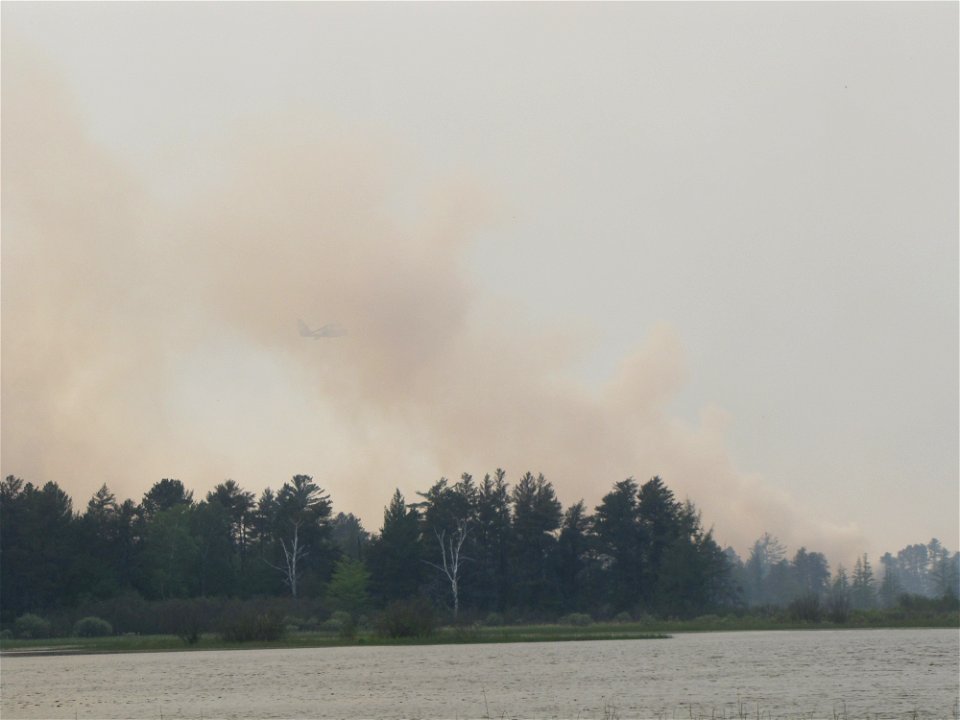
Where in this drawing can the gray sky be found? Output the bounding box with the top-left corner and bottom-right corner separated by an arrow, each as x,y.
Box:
2,2 -> 957,565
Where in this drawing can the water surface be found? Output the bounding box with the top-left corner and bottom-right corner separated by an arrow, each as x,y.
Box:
2,629 -> 957,718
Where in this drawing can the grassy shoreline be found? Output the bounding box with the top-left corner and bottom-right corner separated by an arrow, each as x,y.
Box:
2,616 -> 956,656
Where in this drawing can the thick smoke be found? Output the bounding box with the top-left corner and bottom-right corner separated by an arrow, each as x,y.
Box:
1,43 -> 865,560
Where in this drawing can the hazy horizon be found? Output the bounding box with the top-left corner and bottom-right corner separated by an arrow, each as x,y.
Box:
2,2 -> 957,566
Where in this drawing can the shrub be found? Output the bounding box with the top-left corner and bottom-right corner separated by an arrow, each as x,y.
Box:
559,613 -> 592,627
283,615 -> 305,631
14,613 -> 51,639
336,612 -> 357,640
158,599 -> 213,645
788,594 -> 823,623
484,612 -> 505,627
73,616 -> 113,637
826,592 -> 851,624
375,597 -> 436,638
613,611 -> 633,624
219,608 -> 286,643
0,629 -> 12,640
320,610 -> 355,637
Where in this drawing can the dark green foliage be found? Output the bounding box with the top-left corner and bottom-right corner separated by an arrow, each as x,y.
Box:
509,473 -> 562,611
557,500 -> 600,613
375,597 -> 436,638
593,478 -> 643,612
366,490 -> 424,603
330,512 -> 370,561
473,470 -> 512,613
14,613 -> 52,639
1,478 -> 82,619
321,610 -> 357,638
4,469 -> 952,630
72,616 -> 113,637
787,594 -> 823,623
206,479 -> 255,575
827,567 -> 851,623
218,604 -> 286,642
896,592 -> 960,614
141,504 -> 198,599
158,598 -> 216,645
141,479 -> 193,520
325,557 -> 370,616
559,612 -> 592,626
265,475 -> 337,598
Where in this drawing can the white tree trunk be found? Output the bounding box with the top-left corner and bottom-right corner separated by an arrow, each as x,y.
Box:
271,519 -> 308,598
427,519 -> 470,618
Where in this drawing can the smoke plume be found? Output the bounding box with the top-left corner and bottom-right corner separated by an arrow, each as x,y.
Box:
1,42 -> 865,560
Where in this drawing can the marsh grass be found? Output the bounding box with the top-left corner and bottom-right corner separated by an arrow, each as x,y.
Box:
0,622 -> 668,655
1,612 -> 955,656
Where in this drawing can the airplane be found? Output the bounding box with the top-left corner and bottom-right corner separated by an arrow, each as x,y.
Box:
298,319 -> 347,339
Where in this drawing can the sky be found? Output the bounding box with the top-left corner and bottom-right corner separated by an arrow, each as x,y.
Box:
2,2 -> 957,566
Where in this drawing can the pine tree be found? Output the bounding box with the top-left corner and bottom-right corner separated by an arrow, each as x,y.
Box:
851,554 -> 876,610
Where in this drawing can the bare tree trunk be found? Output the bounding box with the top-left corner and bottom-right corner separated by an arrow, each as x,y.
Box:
269,519 -> 308,598
426,519 -> 470,618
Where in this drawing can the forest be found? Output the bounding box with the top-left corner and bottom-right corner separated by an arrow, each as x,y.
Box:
1,471 -> 958,636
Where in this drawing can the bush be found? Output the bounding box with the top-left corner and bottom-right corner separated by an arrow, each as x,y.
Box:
157,599 -> 215,645
0,629 -> 12,640
484,612 -> 505,627
219,607 -> 286,643
283,615 -> 307,632
826,592 -> 851,624
73,616 -> 113,637
14,613 -> 51,639
375,597 -> 436,638
613,611 -> 632,624
559,613 -> 592,627
788,594 -> 823,623
320,610 -> 355,638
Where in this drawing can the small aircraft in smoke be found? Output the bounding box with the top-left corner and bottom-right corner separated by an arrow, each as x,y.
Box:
298,319 -> 348,339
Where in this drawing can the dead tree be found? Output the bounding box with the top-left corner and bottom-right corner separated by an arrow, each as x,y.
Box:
425,518 -> 471,618
266,518 -> 308,598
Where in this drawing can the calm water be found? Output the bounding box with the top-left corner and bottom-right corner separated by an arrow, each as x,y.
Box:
2,629 -> 958,719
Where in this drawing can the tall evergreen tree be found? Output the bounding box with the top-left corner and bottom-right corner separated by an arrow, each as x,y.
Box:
877,552 -> 902,608
207,479 -> 255,575
851,554 -> 876,610
556,500 -> 597,613
744,533 -> 786,605
510,472 -> 562,613
141,479 -> 193,520
366,490 -> 424,604
268,475 -> 336,597
593,478 -> 642,612
473,470 -> 512,613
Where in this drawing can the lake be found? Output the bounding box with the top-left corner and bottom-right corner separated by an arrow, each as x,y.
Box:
2,629 -> 957,719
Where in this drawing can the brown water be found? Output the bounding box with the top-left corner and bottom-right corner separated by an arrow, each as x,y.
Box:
1,629 -> 957,719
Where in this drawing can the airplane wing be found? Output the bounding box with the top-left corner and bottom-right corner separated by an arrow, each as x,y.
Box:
298,319 -> 347,338
316,323 -> 348,337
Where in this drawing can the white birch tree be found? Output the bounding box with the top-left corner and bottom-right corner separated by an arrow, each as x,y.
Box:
426,518 -> 471,618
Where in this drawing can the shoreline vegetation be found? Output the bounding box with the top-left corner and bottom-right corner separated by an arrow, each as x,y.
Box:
4,472 -> 959,664
2,614 -> 956,657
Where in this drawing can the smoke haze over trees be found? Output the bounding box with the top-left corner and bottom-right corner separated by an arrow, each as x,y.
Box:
3,5 -> 957,573
2,472 -> 956,629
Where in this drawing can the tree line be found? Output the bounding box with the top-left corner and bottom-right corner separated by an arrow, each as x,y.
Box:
727,532 -> 959,616
1,472 -> 957,629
